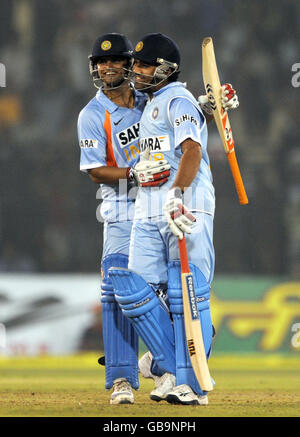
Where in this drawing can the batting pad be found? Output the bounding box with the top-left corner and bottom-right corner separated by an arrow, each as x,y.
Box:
109,268 -> 176,375
101,254 -> 139,390
168,261 -> 213,395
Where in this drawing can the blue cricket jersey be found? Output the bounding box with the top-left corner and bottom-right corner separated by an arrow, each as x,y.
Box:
134,82 -> 215,220
77,88 -> 147,221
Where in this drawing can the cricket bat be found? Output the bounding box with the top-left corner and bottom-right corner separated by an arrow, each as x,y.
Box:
178,236 -> 213,392
202,37 -> 248,205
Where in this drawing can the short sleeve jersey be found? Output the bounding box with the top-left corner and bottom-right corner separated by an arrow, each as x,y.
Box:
77,89 -> 147,222
134,82 -> 215,219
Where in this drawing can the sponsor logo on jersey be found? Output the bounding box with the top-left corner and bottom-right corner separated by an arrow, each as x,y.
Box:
113,117 -> 124,126
174,114 -> 199,127
139,135 -> 170,152
116,122 -> 140,148
80,139 -> 98,148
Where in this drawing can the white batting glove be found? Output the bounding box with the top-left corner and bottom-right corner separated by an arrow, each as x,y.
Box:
198,83 -> 239,114
221,83 -> 239,110
129,159 -> 171,187
163,187 -> 196,240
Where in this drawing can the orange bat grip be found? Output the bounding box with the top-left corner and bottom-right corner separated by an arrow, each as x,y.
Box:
178,236 -> 190,274
227,151 -> 248,205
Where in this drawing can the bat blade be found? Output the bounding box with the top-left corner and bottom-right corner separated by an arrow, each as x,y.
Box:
179,238 -> 213,392
202,37 -> 248,205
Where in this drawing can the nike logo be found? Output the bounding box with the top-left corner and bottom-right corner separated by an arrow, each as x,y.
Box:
114,117 -> 124,126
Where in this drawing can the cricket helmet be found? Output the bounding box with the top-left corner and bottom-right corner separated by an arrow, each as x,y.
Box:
89,33 -> 133,89
132,33 -> 180,88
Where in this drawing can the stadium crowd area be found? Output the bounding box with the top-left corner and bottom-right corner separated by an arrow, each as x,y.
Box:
0,0 -> 299,277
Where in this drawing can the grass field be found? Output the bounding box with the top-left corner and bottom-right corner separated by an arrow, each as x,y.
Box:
0,353 -> 299,417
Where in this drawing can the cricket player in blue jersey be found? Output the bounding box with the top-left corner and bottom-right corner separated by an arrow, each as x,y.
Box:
108,33 -> 240,405
77,33 -> 171,405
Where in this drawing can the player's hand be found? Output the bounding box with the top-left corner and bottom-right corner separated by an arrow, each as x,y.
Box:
163,187 -> 196,240
221,83 -> 239,110
198,83 -> 239,114
130,159 -> 171,187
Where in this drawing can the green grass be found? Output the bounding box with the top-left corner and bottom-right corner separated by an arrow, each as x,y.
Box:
0,354 -> 299,417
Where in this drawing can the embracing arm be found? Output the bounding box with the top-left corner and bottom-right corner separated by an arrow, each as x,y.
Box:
89,161 -> 170,186
88,166 -> 128,184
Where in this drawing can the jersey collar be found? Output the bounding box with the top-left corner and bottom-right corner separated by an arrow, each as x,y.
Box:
95,88 -> 146,113
95,89 -> 119,114
152,81 -> 186,97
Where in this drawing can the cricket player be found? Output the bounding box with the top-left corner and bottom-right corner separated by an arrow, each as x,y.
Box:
108,33 -> 239,405
77,33 -> 170,405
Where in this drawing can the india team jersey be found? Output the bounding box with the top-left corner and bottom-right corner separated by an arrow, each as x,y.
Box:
134,82 -> 215,220
77,88 -> 147,222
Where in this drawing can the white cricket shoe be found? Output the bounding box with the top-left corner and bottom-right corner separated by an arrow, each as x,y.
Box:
110,378 -> 134,405
150,372 -> 176,402
139,352 -> 176,402
166,384 -> 208,405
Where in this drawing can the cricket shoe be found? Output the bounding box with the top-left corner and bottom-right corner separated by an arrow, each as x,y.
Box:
166,384 -> 208,405
150,372 -> 176,402
110,378 -> 134,405
139,352 -> 176,402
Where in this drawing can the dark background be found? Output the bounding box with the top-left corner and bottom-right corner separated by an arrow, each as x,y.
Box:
0,0 -> 299,277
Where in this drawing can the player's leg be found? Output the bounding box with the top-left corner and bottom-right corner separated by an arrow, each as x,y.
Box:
109,219 -> 176,400
138,350 -> 176,402
101,221 -> 139,404
162,213 -> 215,405
166,261 -> 212,405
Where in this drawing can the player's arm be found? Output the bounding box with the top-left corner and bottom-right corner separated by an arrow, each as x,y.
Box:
78,107 -> 170,186
171,139 -> 201,192
78,109 -> 113,181
88,166 -> 128,184
88,158 -> 171,187
163,98 -> 204,239
163,139 -> 200,240
89,161 -> 171,186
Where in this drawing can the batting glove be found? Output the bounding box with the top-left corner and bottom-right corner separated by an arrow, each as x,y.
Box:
221,83 -> 239,110
128,159 -> 171,187
163,187 -> 196,240
198,83 -> 239,114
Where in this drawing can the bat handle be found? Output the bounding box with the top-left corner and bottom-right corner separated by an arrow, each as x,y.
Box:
178,236 -> 190,274
227,151 -> 249,205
